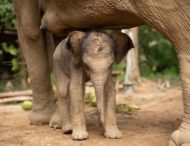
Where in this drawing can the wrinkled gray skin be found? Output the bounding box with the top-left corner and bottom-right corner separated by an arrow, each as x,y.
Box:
51,30 -> 133,140
13,0 -> 190,145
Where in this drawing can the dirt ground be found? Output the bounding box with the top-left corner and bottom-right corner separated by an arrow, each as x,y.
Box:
0,80 -> 183,146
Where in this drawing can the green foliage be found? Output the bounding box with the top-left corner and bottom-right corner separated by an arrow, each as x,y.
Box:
0,1 -> 21,92
84,92 -> 97,107
139,26 -> 179,80
0,0 -> 16,29
112,59 -> 126,71
0,43 -> 21,73
112,26 -> 179,81
112,59 -> 126,82
0,43 -> 22,92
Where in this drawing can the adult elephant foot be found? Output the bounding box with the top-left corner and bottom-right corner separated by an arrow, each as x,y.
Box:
104,126 -> 123,139
169,128 -> 190,146
29,99 -> 56,125
72,126 -> 89,140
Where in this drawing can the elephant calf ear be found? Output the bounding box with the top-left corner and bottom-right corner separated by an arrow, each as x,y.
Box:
67,31 -> 86,64
111,31 -> 134,64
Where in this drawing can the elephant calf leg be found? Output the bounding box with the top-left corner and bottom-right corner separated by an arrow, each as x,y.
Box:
49,95 -> 72,133
70,77 -> 88,140
50,61 -> 72,133
104,76 -> 122,139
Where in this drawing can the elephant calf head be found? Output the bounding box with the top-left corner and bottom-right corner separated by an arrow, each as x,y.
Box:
67,30 -> 134,76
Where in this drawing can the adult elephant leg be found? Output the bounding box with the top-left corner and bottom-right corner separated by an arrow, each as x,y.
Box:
169,54 -> 190,146
104,75 -> 122,139
130,2 -> 190,145
13,0 -> 55,124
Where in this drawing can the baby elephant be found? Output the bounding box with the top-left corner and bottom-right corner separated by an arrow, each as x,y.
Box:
50,30 -> 134,140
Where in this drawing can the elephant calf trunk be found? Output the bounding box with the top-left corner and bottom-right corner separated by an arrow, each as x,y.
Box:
91,74 -> 108,127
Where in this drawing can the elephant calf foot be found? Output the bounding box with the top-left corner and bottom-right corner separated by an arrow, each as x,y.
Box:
104,125 -> 123,139
49,110 -> 72,133
29,100 -> 56,125
49,110 -> 62,129
169,129 -> 190,146
72,126 -> 89,140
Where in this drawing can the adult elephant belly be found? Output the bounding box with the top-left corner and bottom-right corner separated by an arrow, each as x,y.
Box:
41,0 -> 144,36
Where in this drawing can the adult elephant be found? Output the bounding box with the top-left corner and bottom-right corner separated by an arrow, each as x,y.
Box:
13,0 -> 190,145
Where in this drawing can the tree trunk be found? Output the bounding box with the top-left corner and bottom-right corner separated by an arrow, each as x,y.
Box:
122,27 -> 141,87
